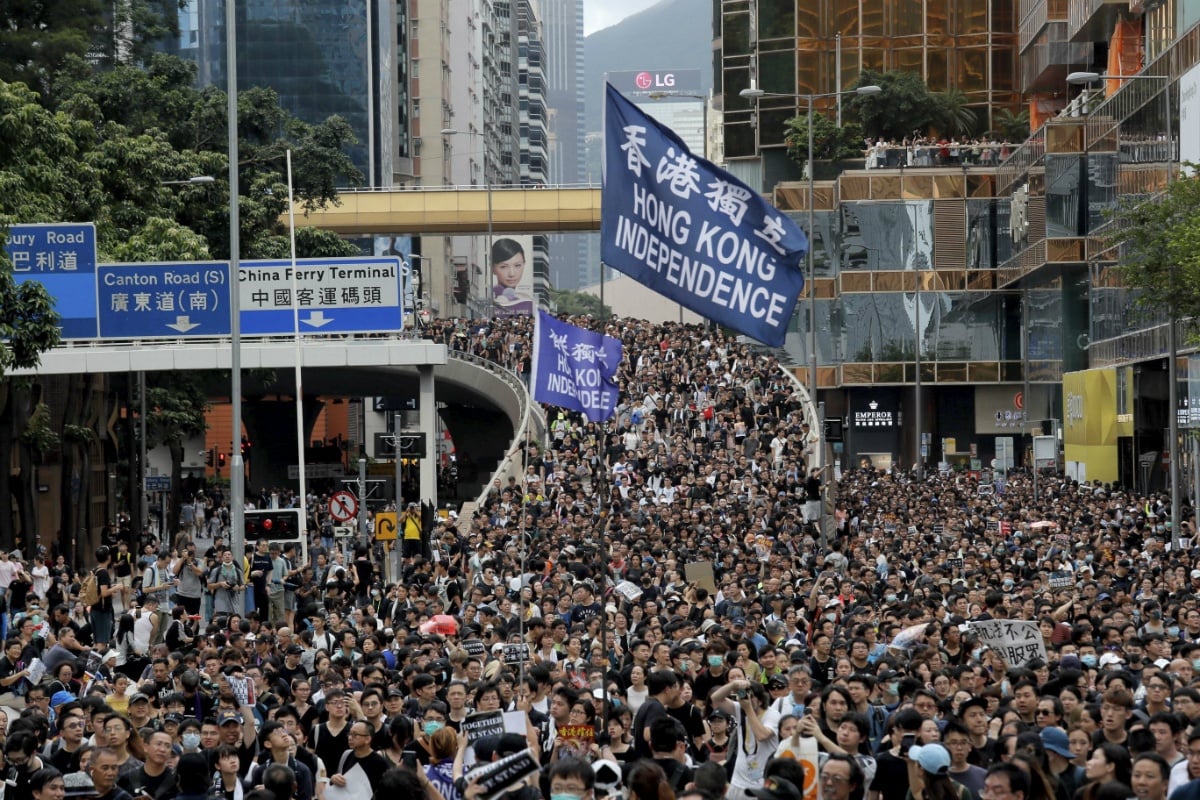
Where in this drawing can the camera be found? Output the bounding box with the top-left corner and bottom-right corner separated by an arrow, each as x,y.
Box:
736,690 -> 748,700
901,733 -> 916,758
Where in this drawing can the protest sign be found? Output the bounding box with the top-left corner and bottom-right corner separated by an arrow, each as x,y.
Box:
601,84 -> 807,347
1048,571 -> 1075,589
558,725 -> 595,744
502,643 -> 531,666
470,748 -> 541,800
531,311 -> 622,422
685,561 -> 717,594
615,580 -> 644,602
463,640 -> 486,657
462,711 -> 507,744
970,619 -> 1046,667
945,558 -> 963,570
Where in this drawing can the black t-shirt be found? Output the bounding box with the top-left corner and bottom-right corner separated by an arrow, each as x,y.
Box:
250,553 -> 273,594
97,568 -> 114,613
873,751 -> 909,800
335,751 -> 390,786
353,558 -> 374,592
631,697 -> 668,760
119,766 -> 175,800
313,722 -> 351,776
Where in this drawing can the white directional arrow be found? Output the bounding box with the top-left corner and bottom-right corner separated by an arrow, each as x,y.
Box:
166,316 -> 200,333
302,311 -> 333,328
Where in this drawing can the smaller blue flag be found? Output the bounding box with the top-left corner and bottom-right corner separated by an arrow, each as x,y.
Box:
531,311 -> 623,422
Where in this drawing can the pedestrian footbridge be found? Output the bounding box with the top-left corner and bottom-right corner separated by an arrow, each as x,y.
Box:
290,185 -> 602,235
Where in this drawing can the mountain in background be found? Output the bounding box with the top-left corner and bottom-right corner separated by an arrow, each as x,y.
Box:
583,0 -> 713,133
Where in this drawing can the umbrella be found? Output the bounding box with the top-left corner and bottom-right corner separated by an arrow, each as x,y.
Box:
419,614 -> 458,636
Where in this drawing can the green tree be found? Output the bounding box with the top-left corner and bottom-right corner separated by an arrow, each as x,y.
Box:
0,0 -> 105,99
784,113 -> 864,163
3,51 -> 363,549
0,81 -> 85,549
1110,171 -> 1200,326
851,70 -> 944,142
993,108 -> 1031,143
145,374 -> 210,524
551,289 -> 611,319
935,89 -> 979,138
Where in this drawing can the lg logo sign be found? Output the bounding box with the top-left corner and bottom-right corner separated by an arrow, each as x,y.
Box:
635,71 -> 676,90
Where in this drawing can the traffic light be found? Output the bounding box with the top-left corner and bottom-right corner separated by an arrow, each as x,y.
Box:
205,448 -> 214,467
218,452 -> 227,469
241,436 -> 252,459
244,509 -> 299,539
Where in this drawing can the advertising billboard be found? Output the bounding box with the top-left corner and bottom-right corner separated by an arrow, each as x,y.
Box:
490,235 -> 535,317
606,69 -> 703,95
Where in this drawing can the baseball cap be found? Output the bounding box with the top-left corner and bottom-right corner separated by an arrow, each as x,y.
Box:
748,777 -> 803,800
1040,727 -> 1073,759
286,644 -> 303,655
957,696 -> 989,716
910,743 -> 951,775
1099,652 -> 1125,668
768,674 -> 789,690
218,710 -> 243,726
50,690 -> 77,707
128,693 -> 151,705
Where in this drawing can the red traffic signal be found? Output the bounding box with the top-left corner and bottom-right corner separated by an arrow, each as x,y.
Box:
218,452 -> 227,468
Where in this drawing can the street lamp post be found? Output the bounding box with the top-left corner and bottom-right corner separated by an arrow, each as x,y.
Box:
647,89 -> 711,324
738,83 -> 882,467
441,128 -> 493,318
1067,70 -> 1178,542
226,0 -> 246,568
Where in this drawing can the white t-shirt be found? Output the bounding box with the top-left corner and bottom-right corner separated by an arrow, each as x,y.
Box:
729,706 -> 781,790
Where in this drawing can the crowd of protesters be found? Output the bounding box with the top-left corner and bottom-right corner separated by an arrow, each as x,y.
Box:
0,315 -> 1195,800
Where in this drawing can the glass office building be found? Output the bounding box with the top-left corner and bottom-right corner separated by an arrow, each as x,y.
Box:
715,0 -> 1021,165
175,0 -> 407,186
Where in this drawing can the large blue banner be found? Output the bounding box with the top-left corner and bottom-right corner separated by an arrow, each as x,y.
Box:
531,311 -> 622,422
601,84 -> 807,347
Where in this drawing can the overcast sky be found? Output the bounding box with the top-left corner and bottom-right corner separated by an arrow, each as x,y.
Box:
584,0 -> 662,35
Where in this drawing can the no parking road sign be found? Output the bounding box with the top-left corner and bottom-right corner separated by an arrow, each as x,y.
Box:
328,490 -> 358,523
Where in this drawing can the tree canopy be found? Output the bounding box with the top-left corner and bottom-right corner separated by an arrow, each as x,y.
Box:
1112,171 -> 1200,328
552,289 -> 611,319
0,44 -> 365,550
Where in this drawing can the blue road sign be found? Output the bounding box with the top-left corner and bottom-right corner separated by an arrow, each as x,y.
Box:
144,475 -> 172,492
97,262 -> 230,338
4,223 -> 99,339
238,257 -> 404,335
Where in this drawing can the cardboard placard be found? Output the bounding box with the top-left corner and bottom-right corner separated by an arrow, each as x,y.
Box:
685,561 -> 717,594
502,643 -> 531,665
462,711 -> 507,743
970,619 -> 1047,667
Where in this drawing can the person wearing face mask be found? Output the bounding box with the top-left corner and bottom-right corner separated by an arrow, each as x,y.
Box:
693,641 -> 731,702
176,720 -> 202,755
547,757 -> 596,800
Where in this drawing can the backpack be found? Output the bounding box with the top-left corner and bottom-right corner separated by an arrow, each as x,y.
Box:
80,570 -> 100,606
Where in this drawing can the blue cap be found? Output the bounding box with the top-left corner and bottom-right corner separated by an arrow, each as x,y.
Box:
50,690 -> 77,707
910,744 -> 951,775
1040,727 -> 1074,759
